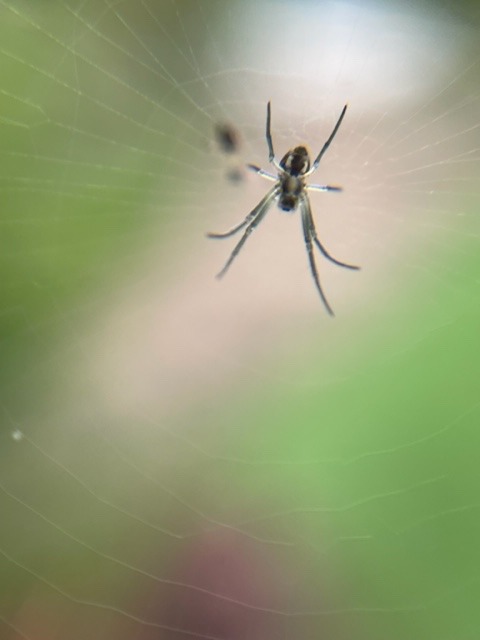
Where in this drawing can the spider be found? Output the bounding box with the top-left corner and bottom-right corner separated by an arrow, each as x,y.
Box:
207,101 -> 360,315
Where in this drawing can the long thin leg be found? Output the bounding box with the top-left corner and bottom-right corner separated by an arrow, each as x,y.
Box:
300,197 -> 334,316
306,104 -> 348,176
215,191 -> 277,278
206,187 -> 278,239
302,193 -> 360,270
307,183 -> 342,193
265,102 -> 282,172
266,101 -> 274,161
247,163 -> 277,181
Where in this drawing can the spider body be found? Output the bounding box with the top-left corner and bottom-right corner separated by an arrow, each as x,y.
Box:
277,148 -> 310,212
207,102 -> 359,315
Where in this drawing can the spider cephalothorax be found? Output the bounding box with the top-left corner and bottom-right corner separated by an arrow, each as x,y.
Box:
207,102 -> 359,316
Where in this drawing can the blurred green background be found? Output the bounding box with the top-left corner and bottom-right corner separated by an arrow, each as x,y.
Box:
0,2 -> 479,639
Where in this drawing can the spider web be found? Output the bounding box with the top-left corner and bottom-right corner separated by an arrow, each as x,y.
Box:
1,1 -> 479,639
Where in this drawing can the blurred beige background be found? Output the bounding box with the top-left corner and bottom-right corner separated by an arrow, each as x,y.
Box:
0,2 -> 479,639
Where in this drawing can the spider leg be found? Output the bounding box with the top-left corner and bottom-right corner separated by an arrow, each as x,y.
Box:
206,187 -> 278,239
302,193 -> 360,271
300,195 -> 334,316
265,101 -> 283,172
247,163 -> 277,181
305,104 -> 348,176
211,187 -> 279,278
266,101 -> 275,161
307,183 -> 343,193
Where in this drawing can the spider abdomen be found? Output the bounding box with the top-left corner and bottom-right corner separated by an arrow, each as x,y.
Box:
280,145 -> 311,176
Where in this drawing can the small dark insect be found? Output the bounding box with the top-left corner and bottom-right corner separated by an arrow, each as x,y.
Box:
207,102 -> 359,315
214,122 -> 243,182
214,123 -> 240,154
